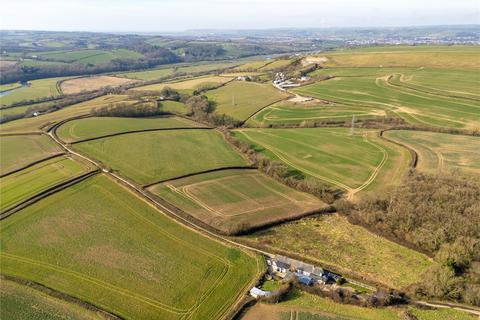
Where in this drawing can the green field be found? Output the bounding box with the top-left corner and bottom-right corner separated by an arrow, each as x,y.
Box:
117,61 -> 239,81
148,169 -> 325,233
0,134 -> 63,176
1,279 -> 103,320
295,68 -> 480,129
74,129 -> 247,184
0,156 -> 92,212
384,130 -> 480,174
234,128 -> 410,198
322,45 -> 480,69
0,95 -> 131,134
161,100 -> 189,115
247,99 -> 389,126
241,214 -> 432,288
35,49 -> 143,65
57,116 -> 202,143
258,59 -> 294,71
134,76 -> 232,94
234,60 -> 271,71
0,82 -> 22,93
0,77 -> 68,107
243,289 -> 474,320
1,174 -> 261,320
205,81 -> 288,121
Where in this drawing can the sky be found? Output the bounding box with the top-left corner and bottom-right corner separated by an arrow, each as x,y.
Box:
2,0 -> 479,32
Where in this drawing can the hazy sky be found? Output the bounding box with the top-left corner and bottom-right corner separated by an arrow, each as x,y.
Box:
2,0 -> 479,32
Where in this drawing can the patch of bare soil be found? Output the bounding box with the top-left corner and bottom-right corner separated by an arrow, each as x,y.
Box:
61,76 -> 139,94
301,56 -> 328,67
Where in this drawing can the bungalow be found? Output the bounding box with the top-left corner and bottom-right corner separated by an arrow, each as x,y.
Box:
249,287 -> 271,299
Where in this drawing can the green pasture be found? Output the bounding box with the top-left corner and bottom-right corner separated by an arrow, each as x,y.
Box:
0,95 -> 131,134
117,61 -> 239,81
234,128 -> 409,195
294,69 -> 480,129
149,169 -> 325,233
0,82 -> 22,93
0,134 -> 63,176
384,130 -> 480,175
134,76 -> 232,94
234,60 -> 271,71
205,81 -> 288,121
242,214 -> 432,289
160,100 -> 189,115
1,280 -> 103,320
258,59 -> 294,71
35,49 -> 143,65
57,116 -> 201,143
247,100 -> 390,126
323,45 -> 480,69
0,174 -> 261,320
0,77 -> 67,107
74,129 -> 247,184
0,156 -> 92,212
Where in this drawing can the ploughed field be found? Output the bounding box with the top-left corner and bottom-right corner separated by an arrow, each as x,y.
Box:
297,66 -> 480,130
0,155 -> 93,212
384,130 -> 480,174
0,134 -> 63,176
148,168 -> 327,234
1,279 -> 103,320
56,116 -> 202,143
60,75 -> 138,95
234,128 -> 410,197
73,129 -> 248,184
205,81 -> 288,121
0,174 -> 262,320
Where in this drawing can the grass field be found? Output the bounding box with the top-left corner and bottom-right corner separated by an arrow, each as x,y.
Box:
1,279 -> 103,320
322,45 -> 480,69
240,214 -> 432,288
133,76 -> 233,94
0,134 -> 63,176
0,95 -> 130,134
258,59 -> 294,71
60,76 -> 138,94
161,100 -> 189,115
148,169 -> 326,233
0,156 -> 93,212
247,99 -> 389,126
234,128 -> 410,198
242,289 -> 474,320
0,174 -> 261,320
384,130 -> 480,174
295,68 -> 480,130
234,60 -> 271,71
57,116 -> 201,143
0,77 -> 68,107
0,82 -> 22,93
117,61 -> 239,81
74,129 -> 247,184
205,81 -> 288,121
35,49 -> 143,65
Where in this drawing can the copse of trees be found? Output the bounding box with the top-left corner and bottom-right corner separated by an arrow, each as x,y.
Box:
339,171 -> 480,306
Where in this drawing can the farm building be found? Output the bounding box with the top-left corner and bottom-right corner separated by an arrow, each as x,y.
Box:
249,287 -> 271,299
295,272 -> 314,286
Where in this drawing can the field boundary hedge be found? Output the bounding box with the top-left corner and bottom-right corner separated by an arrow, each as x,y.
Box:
0,169 -> 100,220
379,129 -> 418,169
0,274 -> 123,320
